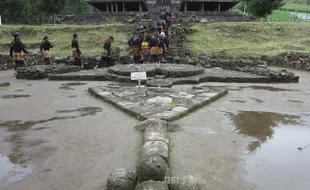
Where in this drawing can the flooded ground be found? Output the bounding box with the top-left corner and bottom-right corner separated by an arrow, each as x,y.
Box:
0,67 -> 310,190
0,71 -> 140,190
171,67 -> 310,190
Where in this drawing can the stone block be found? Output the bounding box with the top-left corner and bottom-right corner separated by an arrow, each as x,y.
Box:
144,126 -> 169,144
171,106 -> 189,117
135,181 -> 169,190
106,168 -> 137,190
142,141 -> 169,161
136,155 -> 168,183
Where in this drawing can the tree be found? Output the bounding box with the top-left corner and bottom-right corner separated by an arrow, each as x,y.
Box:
39,0 -> 67,23
247,0 -> 285,20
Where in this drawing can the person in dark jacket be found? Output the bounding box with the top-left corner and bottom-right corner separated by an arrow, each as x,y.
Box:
40,35 -> 54,65
96,36 -> 114,68
72,32 -> 83,68
10,32 -> 28,70
128,32 -> 144,64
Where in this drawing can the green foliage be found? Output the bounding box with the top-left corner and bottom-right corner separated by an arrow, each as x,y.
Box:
247,0 -> 285,18
268,10 -> 304,22
107,17 -> 117,24
0,24 -> 134,57
187,23 -> 310,60
0,0 -> 93,24
170,100 -> 180,108
281,3 -> 310,12
39,0 -> 66,15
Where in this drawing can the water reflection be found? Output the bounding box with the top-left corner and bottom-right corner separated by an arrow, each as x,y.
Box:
0,107 -> 102,131
2,94 -> 31,99
227,111 -> 303,152
0,154 -> 32,187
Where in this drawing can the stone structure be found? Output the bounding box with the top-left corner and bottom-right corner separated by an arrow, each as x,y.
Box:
0,82 -> 10,87
276,52 -> 310,71
0,54 -> 43,70
49,63 -> 299,83
179,0 -> 239,12
87,0 -> 148,12
88,84 -> 228,121
16,64 -> 81,80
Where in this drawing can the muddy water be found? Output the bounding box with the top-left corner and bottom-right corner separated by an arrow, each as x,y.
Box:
1,68 -> 310,190
0,71 -> 139,190
172,68 -> 310,190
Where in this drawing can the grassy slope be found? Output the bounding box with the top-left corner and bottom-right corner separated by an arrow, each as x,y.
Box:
188,22 -> 310,59
0,24 -> 133,57
281,0 -> 310,13
268,10 -> 303,22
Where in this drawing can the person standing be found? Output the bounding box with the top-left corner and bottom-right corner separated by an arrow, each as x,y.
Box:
141,37 -> 150,64
149,34 -> 159,64
98,36 -> 114,68
40,35 -> 55,65
128,32 -> 143,64
10,32 -> 28,71
72,32 -> 83,68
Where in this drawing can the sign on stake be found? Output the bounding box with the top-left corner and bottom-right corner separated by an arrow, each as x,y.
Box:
131,72 -> 147,88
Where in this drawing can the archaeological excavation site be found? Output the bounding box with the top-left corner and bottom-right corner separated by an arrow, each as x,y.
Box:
1,0 -> 310,190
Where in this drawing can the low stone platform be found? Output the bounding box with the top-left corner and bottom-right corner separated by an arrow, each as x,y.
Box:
48,66 -> 287,84
16,64 -> 81,80
88,84 -> 228,121
108,64 -> 205,78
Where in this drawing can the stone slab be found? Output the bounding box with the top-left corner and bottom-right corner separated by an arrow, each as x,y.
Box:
48,65 -> 298,83
88,84 -> 228,121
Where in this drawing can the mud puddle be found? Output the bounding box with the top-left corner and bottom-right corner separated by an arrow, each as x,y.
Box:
0,154 -> 32,187
2,94 -> 31,99
0,107 -> 102,131
232,86 -> 300,92
248,97 -> 264,103
61,82 -> 87,86
287,99 -> 304,103
226,111 -> 310,189
229,99 -> 246,103
58,86 -> 75,90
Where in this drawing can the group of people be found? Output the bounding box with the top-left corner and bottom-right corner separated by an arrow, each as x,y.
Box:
128,13 -> 169,64
9,12 -> 170,71
9,32 -> 114,70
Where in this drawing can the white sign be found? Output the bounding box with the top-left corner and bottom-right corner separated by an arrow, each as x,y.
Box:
0,16 -> 2,25
131,72 -> 147,80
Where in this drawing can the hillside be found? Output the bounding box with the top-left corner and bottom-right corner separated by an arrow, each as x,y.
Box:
187,22 -> 310,60
0,24 -> 133,57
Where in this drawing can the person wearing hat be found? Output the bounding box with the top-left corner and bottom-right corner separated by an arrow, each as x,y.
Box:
40,35 -> 55,65
96,36 -> 114,68
72,32 -> 83,68
9,32 -> 29,70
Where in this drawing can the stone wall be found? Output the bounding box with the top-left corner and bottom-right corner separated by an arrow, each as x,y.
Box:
197,55 -> 299,82
60,12 -> 138,25
16,64 -> 81,80
0,54 -> 43,70
276,52 -> 310,71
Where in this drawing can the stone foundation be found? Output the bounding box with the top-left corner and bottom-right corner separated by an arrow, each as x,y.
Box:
16,64 -> 81,80
276,52 -> 310,71
0,54 -> 43,70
